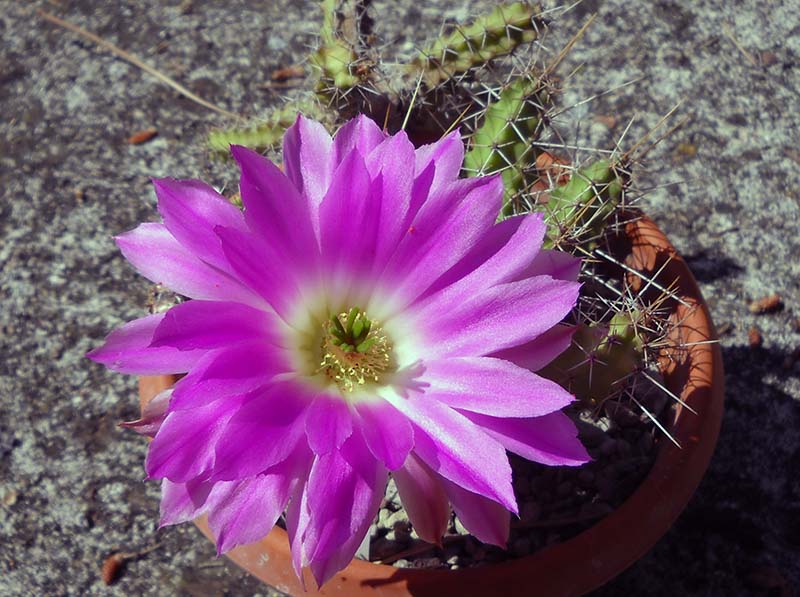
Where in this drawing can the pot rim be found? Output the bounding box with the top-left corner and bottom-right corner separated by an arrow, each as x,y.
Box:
138,214 -> 724,597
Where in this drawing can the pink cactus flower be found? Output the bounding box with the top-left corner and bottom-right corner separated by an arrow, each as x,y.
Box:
89,114 -> 589,587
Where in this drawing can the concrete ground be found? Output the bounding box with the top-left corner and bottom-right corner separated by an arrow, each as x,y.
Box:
1,0 -> 798,595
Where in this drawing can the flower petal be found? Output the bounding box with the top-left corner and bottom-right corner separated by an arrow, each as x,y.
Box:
87,313 -> 204,374
209,472 -> 297,554
159,477 -> 235,526
417,212 -> 546,304
518,248 -> 582,282
332,115 -> 386,166
305,395 -> 354,456
115,223 -> 262,306
153,178 -> 246,272
421,356 -> 575,417
283,114 -> 334,235
491,323 -> 575,372
210,383 -> 310,481
215,224 -> 305,319
364,130 -> 417,265
169,341 -> 291,410
149,300 -> 279,351
119,387 -> 172,437
354,399 -> 414,470
303,431 -> 387,587
146,393 -> 248,481
318,149 -> 376,279
416,275 -> 580,359
230,145 -> 320,264
381,175 -> 504,305
440,477 -> 509,547
383,390 -> 516,513
392,452 -> 449,544
462,410 -> 590,466
414,130 -> 464,195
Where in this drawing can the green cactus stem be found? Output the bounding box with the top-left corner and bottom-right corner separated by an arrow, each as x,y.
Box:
540,311 -> 644,407
462,77 -> 547,214
543,159 -> 625,248
207,103 -> 328,154
411,2 -> 545,87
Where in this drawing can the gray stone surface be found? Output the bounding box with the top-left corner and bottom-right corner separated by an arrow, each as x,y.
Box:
1,0 -> 798,595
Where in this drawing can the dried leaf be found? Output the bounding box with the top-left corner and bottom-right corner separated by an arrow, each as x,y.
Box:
101,553 -> 126,585
127,128 -> 158,145
270,65 -> 304,82
748,326 -> 763,348
748,293 -> 783,314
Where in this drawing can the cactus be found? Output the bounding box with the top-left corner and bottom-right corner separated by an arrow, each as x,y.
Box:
462,76 -> 547,214
410,2 -> 546,87
542,159 -> 627,249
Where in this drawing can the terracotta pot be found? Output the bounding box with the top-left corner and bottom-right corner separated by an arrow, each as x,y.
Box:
138,215 -> 724,596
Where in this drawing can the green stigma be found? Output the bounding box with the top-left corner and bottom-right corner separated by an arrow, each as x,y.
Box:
318,307 -> 393,392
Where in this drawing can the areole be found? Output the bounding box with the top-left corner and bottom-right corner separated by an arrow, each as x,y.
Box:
139,215 -> 724,596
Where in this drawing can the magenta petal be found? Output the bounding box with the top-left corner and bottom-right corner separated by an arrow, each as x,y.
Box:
215,224 -> 304,318
354,400 -> 414,470
440,477 -> 509,547
364,131 -> 417,264
282,115 -> 334,224
115,223 -> 261,306
332,115 -> 386,166
208,472 -> 297,554
414,130 -> 464,195
304,431 -> 387,587
169,341 -> 290,410
318,150 -> 376,277
160,478 -> 241,527
120,387 -> 172,437
305,396 -> 354,455
418,213 -> 546,304
422,356 -> 575,417
463,410 -> 591,466
518,248 -> 582,282
286,477 -> 311,581
491,323 -> 575,372
153,178 -> 245,272
211,384 -> 310,481
417,275 -> 581,358
382,175 -> 504,305
87,313 -> 203,374
149,300 -> 278,351
392,452 -> 449,544
230,145 -> 319,264
384,391 -> 516,513
159,478 -> 219,526
146,393 -> 248,481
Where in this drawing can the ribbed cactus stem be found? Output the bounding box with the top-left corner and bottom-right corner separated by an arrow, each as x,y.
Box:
540,312 -> 644,406
462,77 -> 546,214
207,103 -> 328,153
543,159 -> 625,248
411,2 -> 545,87
311,0 -> 364,100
